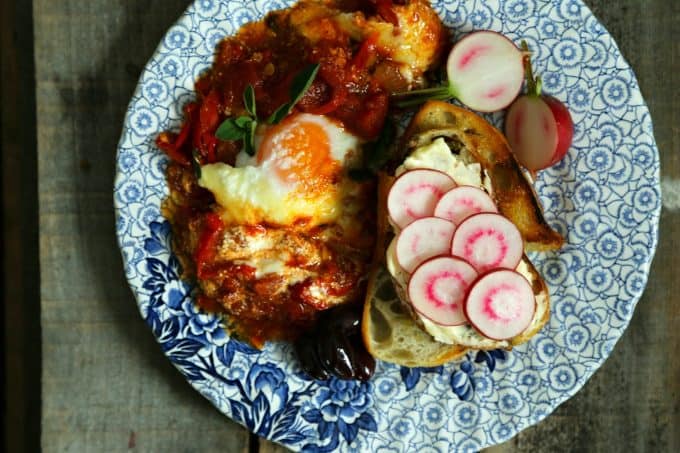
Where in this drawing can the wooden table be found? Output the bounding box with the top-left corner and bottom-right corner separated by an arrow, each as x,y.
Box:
2,0 -> 678,451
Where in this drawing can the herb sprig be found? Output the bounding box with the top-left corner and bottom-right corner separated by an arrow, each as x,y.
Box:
267,63 -> 320,125
215,85 -> 258,155
214,63 -> 320,156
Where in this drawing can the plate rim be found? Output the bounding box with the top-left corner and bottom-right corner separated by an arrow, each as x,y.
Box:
114,0 -> 662,450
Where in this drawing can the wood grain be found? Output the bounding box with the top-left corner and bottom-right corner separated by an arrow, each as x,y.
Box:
35,1 -> 249,451
2,0 -> 40,452
31,0 -> 679,452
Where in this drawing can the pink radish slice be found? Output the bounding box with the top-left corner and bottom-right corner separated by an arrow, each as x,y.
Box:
447,31 -> 525,112
450,213 -> 523,273
464,269 -> 536,340
408,256 -> 478,326
434,186 -> 498,225
396,217 -> 456,274
387,169 -> 457,229
504,95 -> 573,170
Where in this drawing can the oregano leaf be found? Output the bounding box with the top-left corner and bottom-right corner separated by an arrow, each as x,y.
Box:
215,118 -> 246,140
243,84 -> 256,117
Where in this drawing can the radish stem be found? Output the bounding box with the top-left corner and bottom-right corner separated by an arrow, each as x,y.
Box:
393,32 -> 525,111
521,41 -> 542,97
394,92 -> 453,108
391,85 -> 454,108
391,84 -> 452,97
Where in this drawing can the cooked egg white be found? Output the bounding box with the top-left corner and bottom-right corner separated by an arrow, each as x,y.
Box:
386,138 -> 541,347
199,113 -> 363,228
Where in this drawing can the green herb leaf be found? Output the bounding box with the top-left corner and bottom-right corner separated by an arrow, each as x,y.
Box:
267,63 -> 320,124
267,102 -> 291,125
289,63 -> 320,108
243,84 -> 256,117
215,118 -> 246,140
244,118 -> 257,156
235,115 -> 252,129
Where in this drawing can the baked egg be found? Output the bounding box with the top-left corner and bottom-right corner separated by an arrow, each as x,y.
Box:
199,113 -> 363,228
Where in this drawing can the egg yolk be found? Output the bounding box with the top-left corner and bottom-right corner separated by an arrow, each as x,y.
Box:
257,117 -> 341,196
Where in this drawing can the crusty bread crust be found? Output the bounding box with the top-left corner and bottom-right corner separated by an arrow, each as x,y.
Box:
400,101 -> 564,251
361,101 -> 556,367
361,171 -> 469,367
362,265 -> 469,367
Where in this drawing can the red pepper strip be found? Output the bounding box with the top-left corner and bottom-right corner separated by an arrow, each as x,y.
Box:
192,90 -> 221,160
307,85 -> 347,115
155,133 -> 191,166
200,90 -> 221,134
203,135 -> 217,163
373,0 -> 399,27
351,32 -> 380,70
154,102 -> 199,166
194,212 -> 224,279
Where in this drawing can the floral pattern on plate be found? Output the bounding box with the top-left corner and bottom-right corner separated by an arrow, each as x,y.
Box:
115,1 -> 660,451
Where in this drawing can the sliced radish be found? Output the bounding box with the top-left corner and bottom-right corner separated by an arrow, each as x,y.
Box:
505,95 -> 573,170
396,217 -> 456,274
450,213 -> 523,273
434,186 -> 498,225
504,42 -> 574,171
542,95 -> 574,166
464,269 -> 536,340
447,31 -> 525,112
387,169 -> 457,229
408,256 -> 478,326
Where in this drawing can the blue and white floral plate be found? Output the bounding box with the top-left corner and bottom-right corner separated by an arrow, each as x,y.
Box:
114,0 -> 660,451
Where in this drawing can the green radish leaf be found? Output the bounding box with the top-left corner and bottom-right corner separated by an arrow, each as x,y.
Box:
215,118 -> 245,140
243,84 -> 256,117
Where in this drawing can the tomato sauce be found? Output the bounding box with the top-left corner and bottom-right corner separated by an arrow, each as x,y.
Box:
157,0 -> 407,167
158,0 -> 415,347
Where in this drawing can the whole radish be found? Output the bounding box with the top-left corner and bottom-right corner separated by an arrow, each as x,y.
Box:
392,31 -> 525,112
504,42 -> 574,171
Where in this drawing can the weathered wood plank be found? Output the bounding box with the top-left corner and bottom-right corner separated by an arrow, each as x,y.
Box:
36,1 -> 250,451
35,0 -> 679,451
260,441 -> 294,453
2,0 -> 40,451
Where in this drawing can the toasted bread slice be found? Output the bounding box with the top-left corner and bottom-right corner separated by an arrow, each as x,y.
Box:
362,264 -> 469,367
362,256 -> 550,366
400,254 -> 550,350
361,101 -> 557,367
361,172 -> 468,367
399,101 -> 564,251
